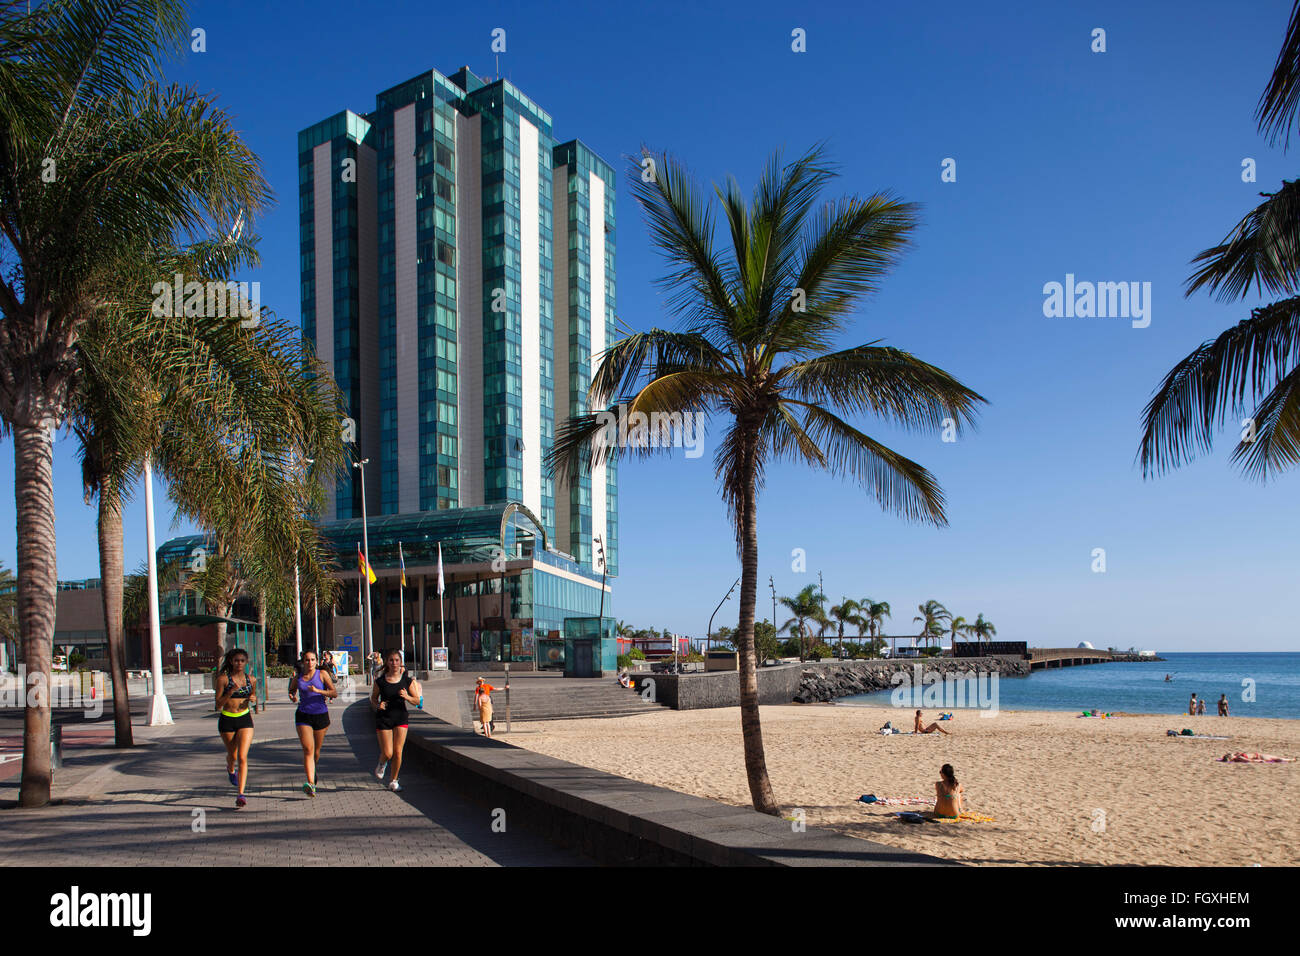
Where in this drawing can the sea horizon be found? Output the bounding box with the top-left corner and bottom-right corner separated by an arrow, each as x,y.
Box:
835,651 -> 1300,720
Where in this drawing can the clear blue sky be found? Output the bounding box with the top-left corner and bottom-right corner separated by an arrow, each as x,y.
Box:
3,0 -> 1297,651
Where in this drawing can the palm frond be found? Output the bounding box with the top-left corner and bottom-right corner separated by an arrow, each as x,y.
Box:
1185,180 -> 1300,301
1257,1 -> 1300,149
1137,296 -> 1300,476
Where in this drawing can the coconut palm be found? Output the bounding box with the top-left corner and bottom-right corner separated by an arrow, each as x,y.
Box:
914,600 -> 951,651
971,612 -> 997,647
0,0 -> 270,806
946,615 -> 970,649
860,598 -> 891,657
828,598 -> 862,659
779,584 -> 826,662
548,146 -> 985,813
1139,2 -> 1300,481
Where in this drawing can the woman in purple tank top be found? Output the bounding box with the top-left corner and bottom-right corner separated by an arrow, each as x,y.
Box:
288,651 -> 337,797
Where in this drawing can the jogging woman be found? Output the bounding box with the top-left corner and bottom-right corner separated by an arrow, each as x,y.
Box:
288,650 -> 337,797
215,648 -> 258,809
370,648 -> 421,792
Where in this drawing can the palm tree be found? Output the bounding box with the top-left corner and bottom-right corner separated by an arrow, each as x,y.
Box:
946,615 -> 970,651
861,599 -> 891,657
72,239 -> 345,746
0,0 -> 269,806
914,600 -> 951,652
549,146 -> 985,813
1139,2 -> 1300,481
828,598 -> 862,659
779,584 -> 826,662
971,613 -> 997,647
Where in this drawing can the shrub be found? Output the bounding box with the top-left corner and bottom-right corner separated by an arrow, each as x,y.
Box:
267,663 -> 296,678
921,646 -> 943,658
628,648 -> 646,660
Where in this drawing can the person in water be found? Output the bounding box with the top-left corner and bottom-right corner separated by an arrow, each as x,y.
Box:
1197,696 -> 1206,716
915,709 -> 951,735
288,650 -> 338,797
371,648 -> 421,792
215,648 -> 257,809
1218,694 -> 1229,717
1188,693 -> 1198,716
934,764 -> 964,819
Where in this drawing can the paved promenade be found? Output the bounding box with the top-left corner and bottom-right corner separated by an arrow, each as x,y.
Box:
0,690 -> 590,866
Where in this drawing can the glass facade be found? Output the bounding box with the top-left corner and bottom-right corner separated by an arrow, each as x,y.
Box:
299,111 -> 371,519
298,68 -> 613,578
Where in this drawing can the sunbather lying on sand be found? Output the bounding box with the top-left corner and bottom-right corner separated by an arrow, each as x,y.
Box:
1219,752 -> 1295,763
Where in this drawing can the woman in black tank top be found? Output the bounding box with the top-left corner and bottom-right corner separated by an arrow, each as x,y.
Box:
370,648 -> 422,793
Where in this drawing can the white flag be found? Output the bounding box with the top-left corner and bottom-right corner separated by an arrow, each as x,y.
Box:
437,542 -> 445,596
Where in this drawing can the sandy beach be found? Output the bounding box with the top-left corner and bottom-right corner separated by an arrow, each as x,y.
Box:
506,704 -> 1300,866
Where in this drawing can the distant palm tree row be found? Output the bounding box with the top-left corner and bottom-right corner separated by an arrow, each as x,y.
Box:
774,589 -> 994,659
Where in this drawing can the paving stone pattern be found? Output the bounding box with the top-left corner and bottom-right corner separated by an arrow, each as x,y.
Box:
0,695 -> 590,867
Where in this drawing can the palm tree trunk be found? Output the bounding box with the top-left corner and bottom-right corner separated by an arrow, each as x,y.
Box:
15,422 -> 55,807
97,490 -> 133,746
736,432 -> 778,815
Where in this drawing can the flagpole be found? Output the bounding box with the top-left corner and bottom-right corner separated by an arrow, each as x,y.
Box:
438,542 -> 446,663
398,543 -> 405,667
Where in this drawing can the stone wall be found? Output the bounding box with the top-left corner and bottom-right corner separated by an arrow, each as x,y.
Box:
631,663 -> 803,710
794,657 -> 1032,703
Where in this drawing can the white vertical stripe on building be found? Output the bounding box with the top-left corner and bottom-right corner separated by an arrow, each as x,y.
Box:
394,104 -> 419,514
357,143 -> 380,517
551,165 -> 571,552
312,142 -> 336,513
519,117 -> 542,519
456,112 -> 484,507
589,171 -> 607,564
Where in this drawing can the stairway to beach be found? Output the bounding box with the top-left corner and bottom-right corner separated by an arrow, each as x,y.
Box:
460,675 -> 667,723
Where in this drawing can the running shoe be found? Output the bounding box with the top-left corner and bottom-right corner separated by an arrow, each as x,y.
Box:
374,760 -> 388,780
303,781 -> 316,797
228,769 -> 238,786
235,795 -> 247,809
388,780 -> 401,792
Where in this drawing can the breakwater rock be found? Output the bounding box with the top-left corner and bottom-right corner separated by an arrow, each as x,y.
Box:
793,657 -> 1032,704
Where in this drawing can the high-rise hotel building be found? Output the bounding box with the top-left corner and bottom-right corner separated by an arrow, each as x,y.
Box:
298,66 -> 617,578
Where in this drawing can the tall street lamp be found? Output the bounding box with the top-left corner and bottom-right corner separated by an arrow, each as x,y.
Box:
353,458 -> 373,662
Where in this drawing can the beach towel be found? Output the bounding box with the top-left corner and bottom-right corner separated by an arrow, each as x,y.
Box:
1219,752 -> 1295,763
933,811 -> 996,823
1166,731 -> 1231,740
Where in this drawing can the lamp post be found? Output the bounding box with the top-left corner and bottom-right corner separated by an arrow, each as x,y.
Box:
769,576 -> 778,663
353,458 -> 373,662
293,457 -> 315,661
706,577 -> 740,651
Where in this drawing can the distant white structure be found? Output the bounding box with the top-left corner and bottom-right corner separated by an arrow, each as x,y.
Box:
1139,649 -> 1156,657
1077,641 -> 1095,650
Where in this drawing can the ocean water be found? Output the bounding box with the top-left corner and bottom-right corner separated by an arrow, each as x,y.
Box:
834,652 -> 1300,720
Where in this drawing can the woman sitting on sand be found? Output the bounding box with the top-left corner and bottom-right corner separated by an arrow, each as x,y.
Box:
934,764 -> 964,819
915,709 -> 951,735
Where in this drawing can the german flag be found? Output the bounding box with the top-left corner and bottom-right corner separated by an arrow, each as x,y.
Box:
357,544 -> 377,584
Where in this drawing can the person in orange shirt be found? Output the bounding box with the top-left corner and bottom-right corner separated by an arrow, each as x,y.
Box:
474,677 -> 497,737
